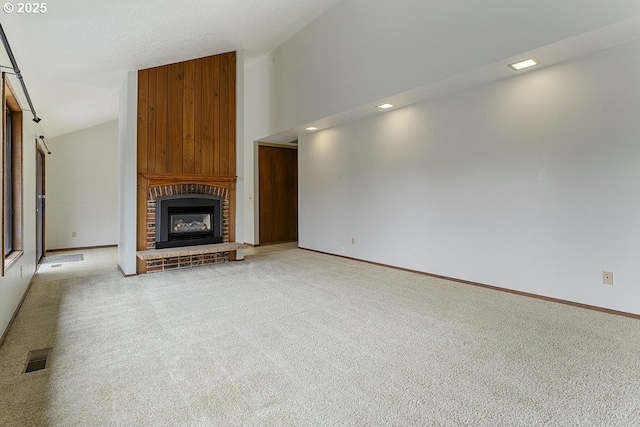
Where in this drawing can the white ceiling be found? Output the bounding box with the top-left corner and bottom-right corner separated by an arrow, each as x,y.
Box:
0,0 -> 341,137
291,14 -> 640,143
1,1 -> 640,139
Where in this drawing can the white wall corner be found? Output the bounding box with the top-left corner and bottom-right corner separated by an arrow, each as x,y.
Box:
235,49 -> 245,257
118,70 -> 138,275
242,52 -> 280,245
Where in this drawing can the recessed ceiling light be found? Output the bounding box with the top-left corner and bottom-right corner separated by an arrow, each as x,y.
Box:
305,127 -> 318,131
509,58 -> 539,71
376,103 -> 394,109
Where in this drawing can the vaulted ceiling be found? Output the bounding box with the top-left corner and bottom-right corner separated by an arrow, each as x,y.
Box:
0,0 -> 341,137
1,0 -> 639,138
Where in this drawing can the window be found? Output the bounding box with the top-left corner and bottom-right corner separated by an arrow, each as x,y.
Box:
4,107 -> 12,255
2,75 -> 23,272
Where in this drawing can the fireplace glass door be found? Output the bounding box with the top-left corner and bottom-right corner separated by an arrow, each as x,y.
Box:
171,212 -> 211,234
167,205 -> 215,243
155,194 -> 223,249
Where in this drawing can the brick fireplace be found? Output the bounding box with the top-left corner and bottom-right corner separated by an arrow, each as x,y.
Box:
136,52 -> 239,274
137,173 -> 238,274
155,194 -> 224,249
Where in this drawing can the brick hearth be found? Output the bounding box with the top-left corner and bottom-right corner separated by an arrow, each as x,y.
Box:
136,173 -> 238,274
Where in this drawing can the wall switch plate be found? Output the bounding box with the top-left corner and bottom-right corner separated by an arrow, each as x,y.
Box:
351,237 -> 355,244
602,271 -> 613,285
72,231 -> 77,238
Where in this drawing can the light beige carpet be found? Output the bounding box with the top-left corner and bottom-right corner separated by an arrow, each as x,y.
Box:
1,245 -> 639,426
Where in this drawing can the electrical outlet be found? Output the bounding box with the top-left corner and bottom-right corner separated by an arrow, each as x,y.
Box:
72,231 -> 77,238
340,246 -> 345,254
602,271 -> 613,285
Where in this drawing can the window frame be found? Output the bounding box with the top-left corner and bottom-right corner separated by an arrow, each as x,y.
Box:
2,74 -> 24,274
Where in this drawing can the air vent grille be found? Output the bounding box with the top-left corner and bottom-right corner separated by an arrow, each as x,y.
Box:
24,348 -> 51,373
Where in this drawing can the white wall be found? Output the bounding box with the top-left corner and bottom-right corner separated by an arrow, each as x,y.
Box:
117,71 -> 137,275
0,116 -> 38,338
243,54 -> 279,244
299,40 -> 640,315
270,0 -> 640,132
46,121 -> 119,250
243,0 -> 640,246
235,50 -> 245,257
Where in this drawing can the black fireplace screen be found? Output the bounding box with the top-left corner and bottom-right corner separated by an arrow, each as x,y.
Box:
155,195 -> 223,249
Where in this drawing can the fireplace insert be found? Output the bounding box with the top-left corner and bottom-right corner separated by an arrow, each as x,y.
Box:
155,194 -> 223,249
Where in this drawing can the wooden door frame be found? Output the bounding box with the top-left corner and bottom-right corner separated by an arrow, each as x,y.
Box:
254,141 -> 298,246
36,140 -> 46,262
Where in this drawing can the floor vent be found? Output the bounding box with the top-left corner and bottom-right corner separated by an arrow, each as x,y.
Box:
41,253 -> 84,264
24,348 -> 51,373
51,264 -> 62,268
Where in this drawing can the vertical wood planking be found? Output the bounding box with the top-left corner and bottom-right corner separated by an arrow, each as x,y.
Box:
212,54 -> 221,175
228,52 -> 237,175
193,59 -> 203,174
201,56 -> 214,175
137,52 -> 236,177
147,67 -> 158,173
218,55 -> 229,175
137,52 -> 237,256
167,62 -> 184,173
137,184 -> 147,251
182,60 -> 196,173
155,65 -> 168,173
137,69 -> 149,173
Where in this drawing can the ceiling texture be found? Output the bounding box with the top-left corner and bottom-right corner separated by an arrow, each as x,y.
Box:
0,0 -> 341,137
1,0 -> 640,139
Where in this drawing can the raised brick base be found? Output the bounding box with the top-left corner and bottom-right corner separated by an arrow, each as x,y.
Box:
142,183 -> 230,272
145,252 -> 229,273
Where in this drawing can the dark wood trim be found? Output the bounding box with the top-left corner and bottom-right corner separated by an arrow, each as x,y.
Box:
2,75 -> 24,274
1,75 -> 5,276
35,145 -> 46,263
300,247 -> 640,320
137,68 -> 149,173
136,257 -> 146,275
4,80 -> 20,111
11,103 -> 23,256
139,172 -> 236,187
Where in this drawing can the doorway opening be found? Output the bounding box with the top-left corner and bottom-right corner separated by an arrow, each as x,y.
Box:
257,143 -> 298,245
36,143 -> 46,262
